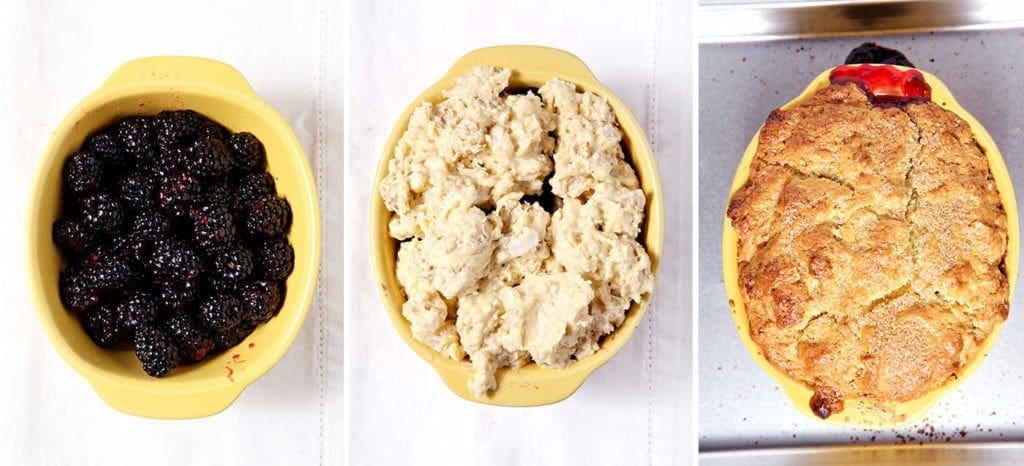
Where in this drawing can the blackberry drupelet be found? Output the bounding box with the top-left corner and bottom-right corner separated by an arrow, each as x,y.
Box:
243,195 -> 291,238
154,278 -> 199,310
79,191 -> 125,233
255,238 -> 294,281
83,304 -> 124,348
79,246 -> 134,293
227,132 -> 265,172
197,293 -> 243,332
155,110 -> 203,151
130,210 -> 172,240
239,280 -> 283,323
165,311 -> 216,363
63,151 -> 104,195
202,182 -> 234,208
52,218 -> 95,256
134,325 -> 180,377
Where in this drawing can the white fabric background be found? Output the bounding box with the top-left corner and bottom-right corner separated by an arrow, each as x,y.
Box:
0,0 -> 692,464
0,1 -> 334,464
343,1 -> 692,465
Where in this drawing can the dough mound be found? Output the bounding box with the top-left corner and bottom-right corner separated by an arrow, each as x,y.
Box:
381,66 -> 654,398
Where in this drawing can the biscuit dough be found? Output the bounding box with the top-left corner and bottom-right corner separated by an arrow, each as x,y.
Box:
381,66 -> 654,397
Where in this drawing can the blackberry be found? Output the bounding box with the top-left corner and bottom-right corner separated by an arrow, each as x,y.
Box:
115,290 -> 159,335
255,238 -> 294,281
184,137 -> 234,178
151,146 -> 185,176
204,273 -> 240,293
63,151 -> 104,195
134,325 -> 179,377
111,234 -> 150,269
844,42 -> 915,68
83,130 -> 121,155
154,278 -> 199,310
165,311 -> 216,363
201,181 -> 234,208
59,268 -> 100,315
190,204 -> 236,249
215,321 -> 257,351
79,246 -> 134,293
155,110 -> 203,151
130,210 -> 172,240
233,171 -> 275,209
83,304 -> 124,348
227,132 -> 265,172
206,242 -> 253,283
149,238 -> 201,281
117,171 -> 156,211
52,218 -> 94,255
79,191 -> 125,233
195,120 -> 227,141
239,280 -> 283,323
243,195 -> 291,238
196,293 -> 243,332
115,116 -> 155,154
157,169 -> 201,219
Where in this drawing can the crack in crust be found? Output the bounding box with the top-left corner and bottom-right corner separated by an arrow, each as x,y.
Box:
727,83 -> 1009,417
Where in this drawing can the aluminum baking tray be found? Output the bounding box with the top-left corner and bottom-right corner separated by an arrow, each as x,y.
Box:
698,3 -> 1024,464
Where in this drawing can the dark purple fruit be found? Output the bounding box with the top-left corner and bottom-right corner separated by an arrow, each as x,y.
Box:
79,192 -> 125,233
255,238 -> 294,281
239,280 -> 283,323
63,151 -> 104,195
134,325 -> 179,377
196,293 -> 243,332
83,304 -> 124,348
53,218 -> 94,255
244,195 -> 290,238
227,132 -> 265,172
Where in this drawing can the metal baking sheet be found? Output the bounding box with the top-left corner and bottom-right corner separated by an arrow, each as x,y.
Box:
698,14 -> 1024,465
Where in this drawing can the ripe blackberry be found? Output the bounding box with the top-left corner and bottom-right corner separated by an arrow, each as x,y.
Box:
63,151 -> 104,195
83,304 -> 124,348
233,171 -> 275,209
215,321 -> 257,351
130,210 -> 172,240
151,146 -> 185,176
111,234 -> 150,269
79,246 -> 135,293
134,325 -> 179,377
157,169 -> 202,219
244,195 -> 291,238
165,311 -> 216,363
149,238 -> 201,281
190,204 -> 236,249
227,132 -> 265,172
59,267 -> 100,315
154,278 -> 199,310
239,280 -> 283,323
52,218 -> 95,256
79,191 -> 125,233
115,116 -> 155,154
117,171 -> 156,211
83,130 -> 121,155
206,242 -> 253,283
184,137 -> 235,178
195,120 -> 227,141
115,290 -> 159,335
204,273 -> 240,293
202,181 -> 234,208
155,110 -> 203,151
255,238 -> 294,281
196,293 -> 243,332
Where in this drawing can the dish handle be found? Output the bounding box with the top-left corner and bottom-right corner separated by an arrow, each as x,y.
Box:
88,377 -> 244,419
446,45 -> 600,84
99,56 -> 258,97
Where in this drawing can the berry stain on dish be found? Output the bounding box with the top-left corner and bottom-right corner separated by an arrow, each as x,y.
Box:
54,110 -> 295,378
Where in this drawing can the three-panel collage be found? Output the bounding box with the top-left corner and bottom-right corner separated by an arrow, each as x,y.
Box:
4,0 -> 1024,464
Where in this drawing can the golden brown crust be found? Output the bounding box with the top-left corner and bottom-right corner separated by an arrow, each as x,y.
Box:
728,83 -> 1009,415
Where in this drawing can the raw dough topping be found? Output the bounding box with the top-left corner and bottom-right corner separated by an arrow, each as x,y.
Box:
381,66 -> 654,397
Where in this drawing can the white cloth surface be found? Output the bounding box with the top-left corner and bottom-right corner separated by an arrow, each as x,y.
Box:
0,1 -> 335,464
344,1 -> 692,465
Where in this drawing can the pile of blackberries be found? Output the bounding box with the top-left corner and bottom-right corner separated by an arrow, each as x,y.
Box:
54,110 -> 294,377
